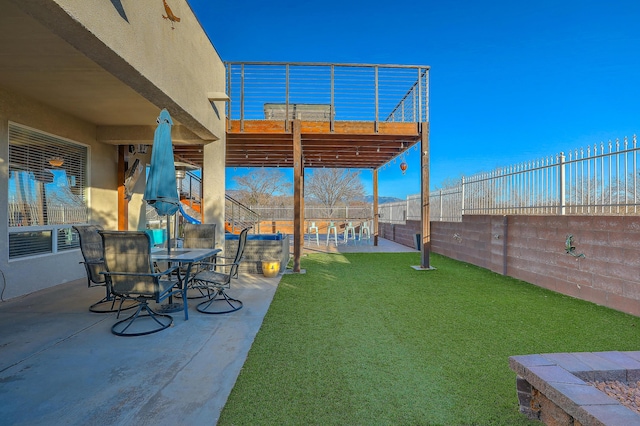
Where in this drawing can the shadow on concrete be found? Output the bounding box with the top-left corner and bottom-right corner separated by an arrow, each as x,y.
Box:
0,272 -> 279,424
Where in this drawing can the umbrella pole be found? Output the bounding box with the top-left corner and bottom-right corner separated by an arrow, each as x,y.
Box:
158,213 -> 182,313
166,215 -> 171,253
174,212 -> 179,248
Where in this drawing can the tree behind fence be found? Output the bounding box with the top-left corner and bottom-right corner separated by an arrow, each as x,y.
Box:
252,205 -> 373,221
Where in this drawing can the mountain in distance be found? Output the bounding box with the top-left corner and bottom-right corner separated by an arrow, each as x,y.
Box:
364,195 -> 403,204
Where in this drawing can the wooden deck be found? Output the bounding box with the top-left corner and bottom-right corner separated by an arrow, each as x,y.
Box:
173,120 -> 423,170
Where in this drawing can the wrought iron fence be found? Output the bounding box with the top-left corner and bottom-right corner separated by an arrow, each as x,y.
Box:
377,201 -> 407,224
387,135 -> 640,224
225,62 -> 429,129
430,187 -> 464,222
377,195 -> 422,224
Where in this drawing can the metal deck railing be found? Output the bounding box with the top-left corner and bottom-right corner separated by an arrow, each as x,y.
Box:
225,62 -> 429,131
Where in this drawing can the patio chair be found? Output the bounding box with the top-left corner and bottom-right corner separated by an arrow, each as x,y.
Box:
307,221 -> 319,246
359,220 -> 371,243
183,223 -> 216,250
191,227 -> 250,314
73,225 -> 135,313
326,221 -> 338,246
344,221 -> 356,244
180,223 -> 217,298
99,230 -> 182,336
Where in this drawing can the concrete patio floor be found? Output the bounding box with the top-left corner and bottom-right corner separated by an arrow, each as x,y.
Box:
0,273 -> 280,426
301,234 -> 418,254
0,237 -> 415,425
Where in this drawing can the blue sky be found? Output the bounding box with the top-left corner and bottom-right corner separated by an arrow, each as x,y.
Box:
189,0 -> 640,199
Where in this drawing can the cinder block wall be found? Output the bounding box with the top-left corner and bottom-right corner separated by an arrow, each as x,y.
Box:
431,215 -> 508,275
379,221 -> 421,248
384,215 -> 640,317
225,235 -> 290,275
505,215 -> 640,316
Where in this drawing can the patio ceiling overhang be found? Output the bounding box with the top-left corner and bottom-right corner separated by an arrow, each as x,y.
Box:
0,0 -> 220,145
172,120 -> 423,170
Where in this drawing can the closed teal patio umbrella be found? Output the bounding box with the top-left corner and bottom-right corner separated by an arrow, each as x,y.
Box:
144,109 -> 179,250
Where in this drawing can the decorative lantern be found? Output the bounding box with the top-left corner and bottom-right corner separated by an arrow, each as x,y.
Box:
400,161 -> 408,175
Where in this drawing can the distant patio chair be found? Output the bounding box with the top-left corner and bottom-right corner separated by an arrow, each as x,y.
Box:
73,225 -> 135,313
344,221 -> 356,244
359,220 -> 371,243
326,221 -> 338,246
191,227 -> 250,314
307,221 -> 319,246
99,230 -> 182,336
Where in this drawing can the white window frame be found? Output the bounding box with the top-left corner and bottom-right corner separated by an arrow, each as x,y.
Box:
8,123 -> 90,259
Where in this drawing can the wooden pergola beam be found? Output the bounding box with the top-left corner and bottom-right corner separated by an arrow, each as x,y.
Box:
373,168 -> 379,246
117,145 -> 128,230
292,120 -> 303,273
223,119 -> 421,170
421,122 -> 431,269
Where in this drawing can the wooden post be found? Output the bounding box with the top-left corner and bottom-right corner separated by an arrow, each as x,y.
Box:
421,122 -> 431,269
373,168 -> 379,246
292,119 -> 304,272
117,145 -> 128,230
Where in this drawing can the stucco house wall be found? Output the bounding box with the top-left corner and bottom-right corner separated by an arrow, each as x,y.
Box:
0,88 -> 118,298
0,0 -> 227,299
24,0 -> 227,141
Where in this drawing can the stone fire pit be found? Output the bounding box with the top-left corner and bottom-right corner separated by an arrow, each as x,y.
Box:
509,351 -> 640,425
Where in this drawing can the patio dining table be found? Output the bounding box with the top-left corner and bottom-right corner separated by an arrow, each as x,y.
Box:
151,247 -> 221,320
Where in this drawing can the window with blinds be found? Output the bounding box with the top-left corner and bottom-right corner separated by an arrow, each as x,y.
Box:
8,123 -> 88,258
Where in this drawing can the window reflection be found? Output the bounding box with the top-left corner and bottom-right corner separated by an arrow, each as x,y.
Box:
9,169 -> 87,227
8,170 -> 43,226
45,169 -> 87,225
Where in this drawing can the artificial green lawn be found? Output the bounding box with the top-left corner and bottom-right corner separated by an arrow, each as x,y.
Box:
218,252 -> 639,425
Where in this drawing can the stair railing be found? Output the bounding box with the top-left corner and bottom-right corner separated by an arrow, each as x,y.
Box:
225,194 -> 260,233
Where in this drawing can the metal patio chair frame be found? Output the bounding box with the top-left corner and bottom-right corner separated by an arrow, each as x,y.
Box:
179,223 -> 217,299
191,227 -> 250,314
99,230 -> 182,336
73,225 -> 136,313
